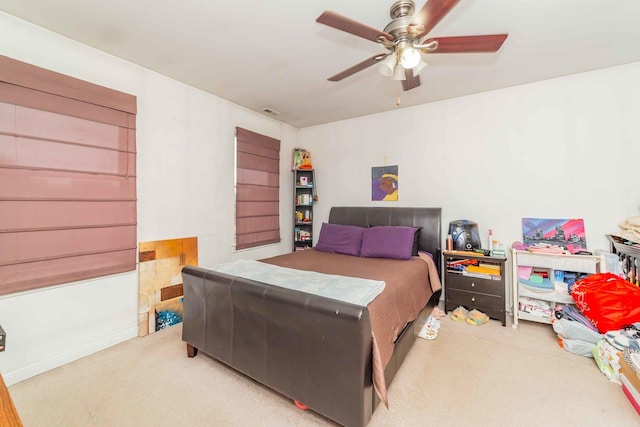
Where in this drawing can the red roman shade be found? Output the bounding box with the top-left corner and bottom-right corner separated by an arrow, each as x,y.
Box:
235,127 -> 280,250
0,56 -> 137,295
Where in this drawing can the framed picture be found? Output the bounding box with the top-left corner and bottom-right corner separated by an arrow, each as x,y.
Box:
371,165 -> 398,201
521,218 -> 587,253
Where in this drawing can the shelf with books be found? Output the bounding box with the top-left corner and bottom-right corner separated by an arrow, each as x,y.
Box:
445,254 -> 503,280
293,169 -> 315,251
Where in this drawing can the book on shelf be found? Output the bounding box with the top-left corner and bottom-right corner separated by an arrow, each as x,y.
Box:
447,250 -> 484,256
296,194 -> 312,205
518,297 -> 552,318
467,265 -> 500,276
462,270 -> 501,280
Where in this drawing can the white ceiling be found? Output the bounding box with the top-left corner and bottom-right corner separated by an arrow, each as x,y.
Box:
2,0 -> 640,128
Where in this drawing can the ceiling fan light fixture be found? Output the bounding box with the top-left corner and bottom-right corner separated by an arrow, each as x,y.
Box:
316,1 -> 508,92
392,63 -> 406,81
412,58 -> 428,76
400,46 -> 421,69
378,54 -> 397,77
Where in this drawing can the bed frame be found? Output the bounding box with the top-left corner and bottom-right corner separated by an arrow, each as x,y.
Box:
608,234 -> 639,285
181,206 -> 441,427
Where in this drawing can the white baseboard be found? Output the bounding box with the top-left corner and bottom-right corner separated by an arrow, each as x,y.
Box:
4,327 -> 138,386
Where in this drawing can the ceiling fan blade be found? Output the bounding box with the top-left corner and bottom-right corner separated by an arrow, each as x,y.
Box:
425,34 -> 508,53
401,69 -> 421,91
414,0 -> 461,38
317,11 -> 393,42
327,54 -> 387,82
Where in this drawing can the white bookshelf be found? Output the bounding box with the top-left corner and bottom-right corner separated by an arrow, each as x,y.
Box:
511,249 -> 604,328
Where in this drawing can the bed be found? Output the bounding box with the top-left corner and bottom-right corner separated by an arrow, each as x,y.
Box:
181,206 -> 442,427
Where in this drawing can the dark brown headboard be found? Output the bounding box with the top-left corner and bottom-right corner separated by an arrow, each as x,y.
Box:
328,206 -> 442,277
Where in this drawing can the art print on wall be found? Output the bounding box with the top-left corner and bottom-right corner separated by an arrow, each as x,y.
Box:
372,165 -> 398,201
521,218 -> 587,254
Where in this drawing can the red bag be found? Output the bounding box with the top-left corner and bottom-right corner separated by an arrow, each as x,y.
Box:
571,273 -> 640,333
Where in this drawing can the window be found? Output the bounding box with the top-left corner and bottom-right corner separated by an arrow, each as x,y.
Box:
0,56 -> 137,295
235,127 -> 280,250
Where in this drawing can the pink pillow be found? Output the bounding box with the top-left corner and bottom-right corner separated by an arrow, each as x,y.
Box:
360,226 -> 419,260
314,223 -> 364,256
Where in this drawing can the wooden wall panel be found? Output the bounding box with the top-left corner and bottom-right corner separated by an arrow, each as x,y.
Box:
138,237 -> 198,337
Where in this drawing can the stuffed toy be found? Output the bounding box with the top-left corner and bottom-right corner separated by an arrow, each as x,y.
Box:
294,149 -> 312,169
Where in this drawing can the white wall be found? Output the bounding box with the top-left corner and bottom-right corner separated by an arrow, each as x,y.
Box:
300,62 -> 640,255
0,13 -> 298,385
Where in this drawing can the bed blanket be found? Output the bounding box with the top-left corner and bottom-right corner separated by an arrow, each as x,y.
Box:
261,249 -> 438,408
210,259 -> 385,306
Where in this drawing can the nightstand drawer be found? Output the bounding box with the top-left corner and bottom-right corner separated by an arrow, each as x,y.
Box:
446,288 -> 503,311
445,274 -> 501,296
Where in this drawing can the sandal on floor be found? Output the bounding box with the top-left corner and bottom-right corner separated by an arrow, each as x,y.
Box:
466,309 -> 489,326
451,306 -> 469,322
419,324 -> 438,340
425,315 -> 441,330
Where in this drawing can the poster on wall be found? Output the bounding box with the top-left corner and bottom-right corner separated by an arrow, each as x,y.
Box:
521,218 -> 587,254
371,165 -> 398,201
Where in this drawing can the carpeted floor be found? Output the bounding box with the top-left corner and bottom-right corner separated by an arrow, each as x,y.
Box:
9,309 -> 639,426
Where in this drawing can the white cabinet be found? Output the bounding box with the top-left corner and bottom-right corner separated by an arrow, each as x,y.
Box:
511,249 -> 604,328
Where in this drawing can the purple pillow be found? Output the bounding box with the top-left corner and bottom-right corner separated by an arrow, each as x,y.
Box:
314,223 -> 364,256
360,226 -> 420,260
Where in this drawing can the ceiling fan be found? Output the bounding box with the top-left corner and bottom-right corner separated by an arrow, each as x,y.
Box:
316,0 -> 508,91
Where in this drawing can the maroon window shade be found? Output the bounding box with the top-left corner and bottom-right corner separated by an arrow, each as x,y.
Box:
0,56 -> 137,295
235,127 -> 280,250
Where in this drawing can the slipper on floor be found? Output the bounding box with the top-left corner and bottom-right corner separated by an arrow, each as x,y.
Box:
425,315 -> 441,330
466,309 -> 489,326
451,306 -> 468,322
418,325 -> 438,340
430,306 -> 446,320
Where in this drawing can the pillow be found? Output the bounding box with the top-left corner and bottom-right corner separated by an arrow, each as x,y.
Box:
314,222 -> 364,256
369,224 -> 422,256
360,226 -> 421,260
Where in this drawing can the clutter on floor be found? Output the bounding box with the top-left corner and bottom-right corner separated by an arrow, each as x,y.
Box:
548,271 -> 640,405
430,306 -> 446,319
449,305 -> 489,326
620,348 -> 640,415
418,306 -> 446,340
418,315 -> 439,340
450,306 -> 468,322
465,309 -> 489,326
